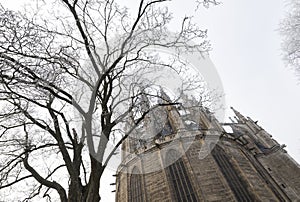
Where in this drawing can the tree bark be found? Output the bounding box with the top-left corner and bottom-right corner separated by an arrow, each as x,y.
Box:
85,156 -> 104,202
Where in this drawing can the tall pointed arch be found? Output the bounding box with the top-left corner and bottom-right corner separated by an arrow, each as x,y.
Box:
129,167 -> 144,202
165,149 -> 198,202
211,145 -> 254,201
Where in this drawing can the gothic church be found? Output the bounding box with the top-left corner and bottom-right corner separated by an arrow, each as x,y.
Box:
115,94 -> 300,201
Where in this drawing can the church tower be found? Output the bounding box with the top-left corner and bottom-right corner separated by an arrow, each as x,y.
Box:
115,96 -> 300,201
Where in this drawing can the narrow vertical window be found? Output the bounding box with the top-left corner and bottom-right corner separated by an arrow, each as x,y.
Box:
129,167 -> 144,202
166,149 -> 197,202
212,145 -> 254,201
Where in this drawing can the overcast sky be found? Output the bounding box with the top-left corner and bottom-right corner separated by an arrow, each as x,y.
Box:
1,0 -> 299,201
200,0 -> 300,163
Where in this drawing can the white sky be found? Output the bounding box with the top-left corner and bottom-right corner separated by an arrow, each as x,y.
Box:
1,0 -> 299,201
200,0 -> 300,163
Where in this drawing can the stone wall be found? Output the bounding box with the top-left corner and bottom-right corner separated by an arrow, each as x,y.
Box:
116,134 -> 300,201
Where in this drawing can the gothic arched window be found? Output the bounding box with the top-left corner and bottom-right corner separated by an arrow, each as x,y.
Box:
211,145 -> 254,201
166,149 -> 197,202
129,167 -> 144,202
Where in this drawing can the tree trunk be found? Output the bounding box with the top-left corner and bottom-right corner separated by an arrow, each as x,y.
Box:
68,179 -> 84,202
85,156 -> 104,202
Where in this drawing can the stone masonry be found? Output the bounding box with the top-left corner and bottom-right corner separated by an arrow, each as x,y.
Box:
115,102 -> 300,202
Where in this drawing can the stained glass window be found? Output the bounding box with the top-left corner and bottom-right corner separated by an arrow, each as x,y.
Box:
166,149 -> 198,202
212,145 -> 254,201
129,167 -> 144,202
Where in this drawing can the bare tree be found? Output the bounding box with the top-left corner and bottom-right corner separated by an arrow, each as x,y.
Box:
0,0 -> 218,201
279,0 -> 300,79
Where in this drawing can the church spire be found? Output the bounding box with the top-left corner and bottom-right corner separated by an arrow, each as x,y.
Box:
230,107 -> 247,123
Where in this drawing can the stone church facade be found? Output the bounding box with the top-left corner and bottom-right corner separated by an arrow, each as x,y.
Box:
115,96 -> 300,201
